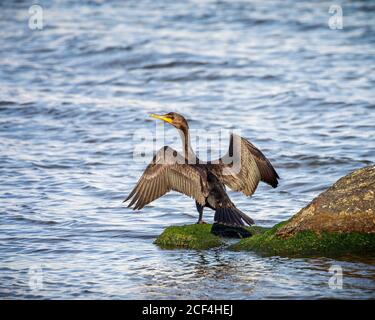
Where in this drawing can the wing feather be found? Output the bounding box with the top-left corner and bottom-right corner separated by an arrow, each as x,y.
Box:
125,147 -> 208,209
209,134 -> 279,197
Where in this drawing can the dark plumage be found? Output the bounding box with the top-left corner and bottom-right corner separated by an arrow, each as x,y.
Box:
124,112 -> 279,227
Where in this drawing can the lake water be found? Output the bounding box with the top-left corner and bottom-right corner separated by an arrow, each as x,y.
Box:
0,0 -> 374,299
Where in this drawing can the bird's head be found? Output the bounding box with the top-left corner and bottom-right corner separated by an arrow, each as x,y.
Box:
150,112 -> 189,131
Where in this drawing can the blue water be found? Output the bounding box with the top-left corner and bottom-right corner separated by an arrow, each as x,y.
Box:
1,0 -> 375,299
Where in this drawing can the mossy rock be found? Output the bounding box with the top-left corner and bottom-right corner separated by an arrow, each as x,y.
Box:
154,224 -> 268,250
277,165 -> 375,237
230,221 -> 375,257
155,166 -> 375,255
154,222 -> 375,256
231,166 -> 375,257
154,224 -> 223,249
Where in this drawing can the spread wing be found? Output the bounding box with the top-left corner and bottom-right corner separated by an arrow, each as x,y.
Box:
209,134 -> 279,197
124,146 -> 209,210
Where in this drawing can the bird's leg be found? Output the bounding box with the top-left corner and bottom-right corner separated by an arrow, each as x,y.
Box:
195,201 -> 206,224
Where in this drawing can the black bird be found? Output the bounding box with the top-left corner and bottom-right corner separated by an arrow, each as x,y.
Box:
124,112 -> 279,227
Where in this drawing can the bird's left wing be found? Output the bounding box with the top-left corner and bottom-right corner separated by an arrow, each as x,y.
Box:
209,134 -> 279,197
124,146 -> 209,210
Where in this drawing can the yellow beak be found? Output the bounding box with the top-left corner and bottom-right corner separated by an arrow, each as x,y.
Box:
150,113 -> 173,124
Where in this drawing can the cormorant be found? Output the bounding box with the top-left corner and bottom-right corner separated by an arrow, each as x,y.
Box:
124,112 -> 279,227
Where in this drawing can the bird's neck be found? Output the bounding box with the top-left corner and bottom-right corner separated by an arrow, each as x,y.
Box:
178,127 -> 197,163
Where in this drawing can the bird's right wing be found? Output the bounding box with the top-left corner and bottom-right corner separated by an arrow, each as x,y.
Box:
124,147 -> 209,210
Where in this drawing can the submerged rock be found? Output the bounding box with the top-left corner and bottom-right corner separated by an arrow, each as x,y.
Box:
232,165 -> 375,256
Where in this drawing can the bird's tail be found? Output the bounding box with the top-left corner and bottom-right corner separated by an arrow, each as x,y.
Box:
214,206 -> 254,227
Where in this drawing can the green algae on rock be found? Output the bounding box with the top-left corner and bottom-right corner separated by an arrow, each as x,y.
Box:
231,165 -> 375,257
154,224 -> 223,249
230,221 -> 375,256
155,166 -> 375,255
154,224 -> 269,250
